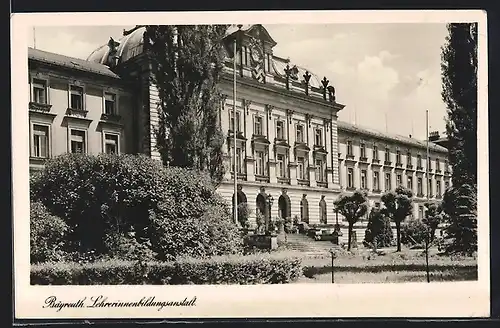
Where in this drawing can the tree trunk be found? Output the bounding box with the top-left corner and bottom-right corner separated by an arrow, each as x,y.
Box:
396,221 -> 401,252
373,235 -> 378,253
347,223 -> 353,251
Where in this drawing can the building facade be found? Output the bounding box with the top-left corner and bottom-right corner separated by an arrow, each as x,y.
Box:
27,24 -> 451,226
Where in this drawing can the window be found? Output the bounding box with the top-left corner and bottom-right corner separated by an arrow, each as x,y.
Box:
32,79 -> 47,104
385,147 -> 390,162
428,178 -> 433,196
347,140 -> 353,156
436,180 -> 441,196
276,121 -> 285,140
316,159 -> 324,182
407,176 -> 413,190
255,151 -> 265,176
104,133 -> 119,154
69,85 -> 84,110
417,154 -> 422,168
230,111 -> 241,132
236,148 -> 243,173
296,124 -> 304,143
373,171 -> 380,190
32,124 -> 49,158
385,172 -> 391,191
319,198 -> 327,224
428,158 -> 432,171
297,156 -> 306,180
361,170 -> 367,189
347,167 -> 354,188
407,151 -> 412,165
445,181 -> 450,190
243,46 -> 248,65
360,142 -> 366,158
417,177 -> 423,195
373,144 -> 379,160
396,150 -> 401,164
70,129 -> 86,154
104,92 -> 116,115
277,154 -> 285,178
445,159 -> 450,172
315,128 -> 322,146
254,116 -> 263,135
436,158 -> 441,172
418,206 -> 424,219
397,174 -> 402,186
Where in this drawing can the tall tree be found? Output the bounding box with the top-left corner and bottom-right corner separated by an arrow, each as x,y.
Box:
144,25 -> 229,184
440,23 -> 478,254
381,186 -> 414,252
334,190 -> 369,251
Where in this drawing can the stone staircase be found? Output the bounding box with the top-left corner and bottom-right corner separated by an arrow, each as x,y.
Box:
284,233 -> 339,256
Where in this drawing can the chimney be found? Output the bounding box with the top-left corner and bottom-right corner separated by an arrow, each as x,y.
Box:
429,131 -> 440,142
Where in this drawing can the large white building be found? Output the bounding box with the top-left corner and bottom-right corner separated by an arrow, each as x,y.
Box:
28,24 -> 451,226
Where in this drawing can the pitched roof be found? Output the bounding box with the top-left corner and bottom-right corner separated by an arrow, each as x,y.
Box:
28,47 -> 121,79
337,120 -> 448,153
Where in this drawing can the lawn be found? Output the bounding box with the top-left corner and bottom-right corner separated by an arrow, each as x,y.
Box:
293,247 -> 478,284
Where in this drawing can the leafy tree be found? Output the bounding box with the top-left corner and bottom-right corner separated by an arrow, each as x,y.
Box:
440,23 -> 478,254
334,190 -> 369,251
144,25 -> 230,185
423,201 -> 443,243
381,186 -> 414,252
364,207 -> 393,251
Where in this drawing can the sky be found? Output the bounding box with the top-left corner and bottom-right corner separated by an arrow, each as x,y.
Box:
28,24 -> 449,141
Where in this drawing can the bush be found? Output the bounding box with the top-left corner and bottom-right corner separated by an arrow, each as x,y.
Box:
237,202 -> 251,228
30,252 -> 303,285
30,153 -> 243,262
401,218 -> 429,246
30,153 -> 169,256
364,208 -> 393,248
30,202 -> 70,263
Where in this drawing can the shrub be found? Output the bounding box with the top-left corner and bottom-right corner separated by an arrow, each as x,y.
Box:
30,202 -> 70,263
30,153 -> 243,262
30,153 -> 169,256
148,198 -> 243,261
30,252 -> 303,285
401,218 -> 429,246
364,208 -> 393,248
237,202 -> 251,228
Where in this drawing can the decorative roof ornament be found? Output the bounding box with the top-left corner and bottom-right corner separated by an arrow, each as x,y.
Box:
321,77 -> 330,101
106,37 -> 121,67
303,71 -> 312,96
327,85 -> 336,103
284,64 -> 292,90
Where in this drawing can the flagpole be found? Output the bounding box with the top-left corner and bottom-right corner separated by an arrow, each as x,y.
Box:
426,109 -> 430,201
233,26 -> 240,226
33,27 -> 36,49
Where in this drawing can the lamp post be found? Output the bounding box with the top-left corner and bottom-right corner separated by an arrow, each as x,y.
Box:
329,249 -> 337,283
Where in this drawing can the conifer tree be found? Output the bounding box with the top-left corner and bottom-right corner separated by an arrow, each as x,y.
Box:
144,25 -> 229,184
440,23 -> 478,254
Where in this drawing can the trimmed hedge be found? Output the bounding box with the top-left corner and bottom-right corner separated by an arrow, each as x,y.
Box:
30,252 -> 303,285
